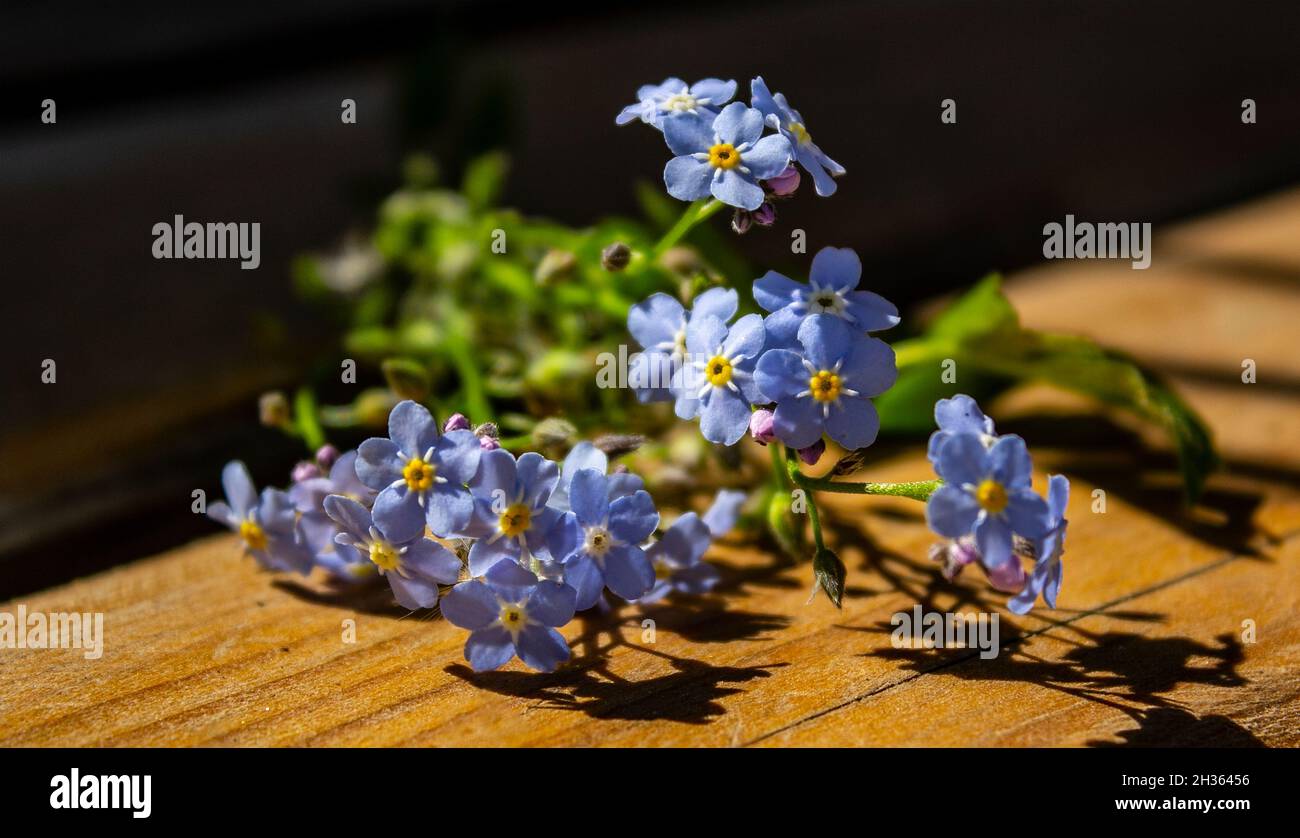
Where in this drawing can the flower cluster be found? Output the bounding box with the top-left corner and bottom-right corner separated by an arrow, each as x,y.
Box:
628,245 -> 899,461
924,395 -> 1069,614
619,76 -> 844,227
210,401 -> 745,673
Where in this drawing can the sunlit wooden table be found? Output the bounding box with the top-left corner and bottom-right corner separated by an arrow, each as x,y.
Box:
3,189 -> 1299,747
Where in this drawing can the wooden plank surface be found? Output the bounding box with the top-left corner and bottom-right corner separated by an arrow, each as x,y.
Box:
3,188 -> 1299,747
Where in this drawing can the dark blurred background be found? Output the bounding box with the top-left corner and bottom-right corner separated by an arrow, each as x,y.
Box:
2,0 -> 1298,596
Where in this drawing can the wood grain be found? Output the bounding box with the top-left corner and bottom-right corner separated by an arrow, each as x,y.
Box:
3,189 -> 1299,747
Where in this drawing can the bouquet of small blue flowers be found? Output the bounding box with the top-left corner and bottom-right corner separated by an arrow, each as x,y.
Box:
212,75 -> 1211,673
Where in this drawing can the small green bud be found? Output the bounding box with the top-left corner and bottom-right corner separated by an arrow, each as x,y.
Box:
766,489 -> 801,560
534,249 -> 577,285
258,391 -> 291,429
594,433 -> 644,459
812,547 -> 847,609
533,417 -> 577,453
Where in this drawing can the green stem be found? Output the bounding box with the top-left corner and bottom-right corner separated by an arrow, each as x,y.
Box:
293,387 -> 327,452
797,476 -> 942,502
652,198 -> 725,256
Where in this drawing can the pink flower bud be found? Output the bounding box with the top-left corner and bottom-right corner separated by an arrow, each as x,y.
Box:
749,409 -> 776,445
797,439 -> 826,466
764,165 -> 801,196
314,444 -> 340,470
292,461 -> 321,483
478,436 -> 501,451
443,413 -> 471,433
753,202 -> 777,227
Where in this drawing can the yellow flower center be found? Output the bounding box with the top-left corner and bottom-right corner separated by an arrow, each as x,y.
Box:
809,370 -> 842,403
663,93 -> 698,112
705,355 -> 733,386
368,541 -> 401,572
975,479 -> 1009,514
499,502 -> 533,537
708,143 -> 742,170
499,603 -> 527,633
402,457 -> 435,492
239,519 -> 267,551
788,121 -> 811,144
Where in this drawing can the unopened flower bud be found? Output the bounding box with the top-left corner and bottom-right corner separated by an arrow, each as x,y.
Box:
765,165 -> 801,196
315,444 -> 340,470
731,210 -> 752,235
753,202 -> 777,227
659,246 -> 702,275
443,413 -> 471,433
478,436 -> 500,451
258,391 -> 291,429
473,422 -> 499,440
797,438 -> 826,466
749,409 -> 776,445
534,249 -> 577,285
594,433 -> 644,459
600,242 -> 632,272
532,417 -> 577,452
292,461 -> 321,483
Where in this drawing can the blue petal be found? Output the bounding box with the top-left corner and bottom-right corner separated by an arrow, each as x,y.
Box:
485,560 -> 540,599
752,271 -> 803,313
975,514 -> 1013,568
926,485 -> 981,537
672,561 -> 721,595
711,168 -> 764,210
402,538 -> 462,584
514,625 -> 570,672
547,512 -> 582,564
355,437 -> 403,490
424,484 -> 474,537
1046,473 -> 1070,521
629,352 -> 675,404
935,394 -> 992,436
824,396 -> 881,451
528,580 -> 577,626
608,490 -> 659,544
434,430 -> 481,485
809,246 -> 861,290
712,101 -> 764,147
470,447 -> 516,494
690,78 -> 736,106
615,102 -> 645,125
602,544 -> 656,601
743,134 -> 793,180
700,386 -> 753,445
1005,489 -> 1051,539
388,571 -> 439,610
646,511 -> 711,568
935,433 -> 991,486
665,155 -> 713,202
524,506 -> 563,556
722,312 -> 766,361
388,400 -> 438,458
749,76 -> 784,120
989,435 -> 1033,487
689,286 -> 739,325
703,490 -> 746,537
221,461 -> 258,518
206,500 -> 237,529
257,488 -> 298,534
561,554 -> 604,611
686,314 -> 729,357
323,494 -> 374,543
797,314 -> 853,371
772,396 -> 824,449
465,626 -> 516,672
628,292 -> 685,350
568,468 -> 610,528
373,486 -> 425,544
605,473 -> 645,502
519,449 -> 561,512
839,336 -> 898,397
663,114 -> 713,156
762,307 -> 804,348
468,538 -> 515,577
845,290 -> 901,332
441,580 -> 499,630
756,348 -> 808,402
797,144 -> 840,197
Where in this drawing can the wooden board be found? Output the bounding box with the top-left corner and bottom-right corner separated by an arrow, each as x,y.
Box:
3,188 -> 1299,747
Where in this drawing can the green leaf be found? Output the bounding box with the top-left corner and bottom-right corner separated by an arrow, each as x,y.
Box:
461,152 -> 509,212
886,275 -> 1218,503
380,358 -> 431,402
